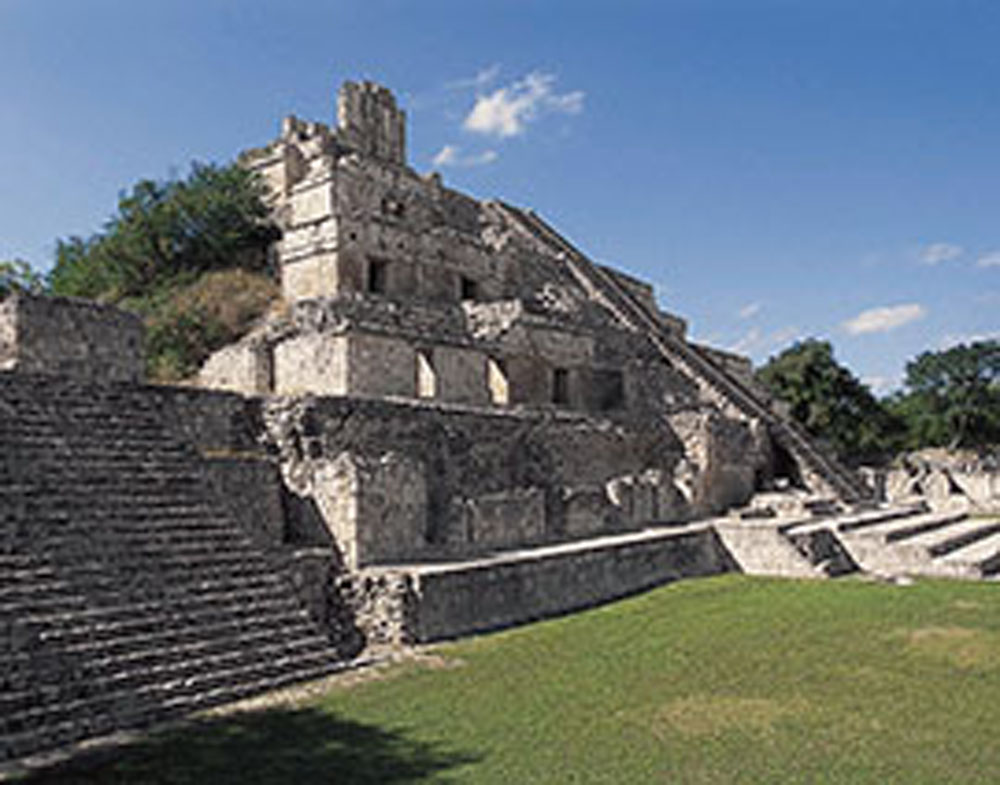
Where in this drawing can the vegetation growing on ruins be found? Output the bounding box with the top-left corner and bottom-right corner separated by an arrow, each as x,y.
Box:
26,575 -> 1000,784
0,259 -> 44,298
46,162 -> 281,380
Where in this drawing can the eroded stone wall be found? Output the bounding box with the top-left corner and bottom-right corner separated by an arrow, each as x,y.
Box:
0,294 -> 143,383
258,393 -> 766,569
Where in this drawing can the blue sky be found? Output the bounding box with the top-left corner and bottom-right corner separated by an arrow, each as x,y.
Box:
2,0 -> 999,393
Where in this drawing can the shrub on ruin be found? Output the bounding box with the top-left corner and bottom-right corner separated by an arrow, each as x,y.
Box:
0,259 -> 44,298
46,162 -> 281,380
143,269 -> 279,381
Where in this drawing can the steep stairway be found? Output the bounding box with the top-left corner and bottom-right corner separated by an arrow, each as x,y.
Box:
490,201 -> 872,504
0,372 -> 351,765
783,504 -> 1000,579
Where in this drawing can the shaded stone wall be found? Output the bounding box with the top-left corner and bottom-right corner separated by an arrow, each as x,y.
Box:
0,294 -> 143,383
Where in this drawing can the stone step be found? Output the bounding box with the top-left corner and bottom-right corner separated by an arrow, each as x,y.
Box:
2,510 -> 228,532
26,529 -> 255,557
0,568 -> 287,619
0,644 -> 341,745
0,562 -> 284,618
782,504 -> 928,537
7,434 -> 185,451
0,567 -> 283,609
1,625 -> 332,718
6,600 -> 311,661
0,656 -> 344,763
935,528 -> 1000,576
901,517 -> 1000,556
839,510 -> 968,542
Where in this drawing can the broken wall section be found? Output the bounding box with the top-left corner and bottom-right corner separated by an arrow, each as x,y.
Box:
262,394 -> 769,569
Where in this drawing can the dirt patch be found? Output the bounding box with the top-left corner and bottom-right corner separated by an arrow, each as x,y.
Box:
652,695 -> 807,738
904,626 -> 1000,669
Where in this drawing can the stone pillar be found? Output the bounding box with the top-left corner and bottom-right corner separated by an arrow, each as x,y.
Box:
337,81 -> 407,165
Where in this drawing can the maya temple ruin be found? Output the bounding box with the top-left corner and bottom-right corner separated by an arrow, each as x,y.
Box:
3,79 -> 999,768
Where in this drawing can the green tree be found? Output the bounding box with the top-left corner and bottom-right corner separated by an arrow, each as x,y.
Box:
756,339 -> 904,465
47,162 -> 282,380
889,340 -> 1000,449
0,259 -> 44,297
48,162 -> 280,302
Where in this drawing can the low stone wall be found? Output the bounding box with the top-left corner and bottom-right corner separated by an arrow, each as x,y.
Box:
353,525 -> 735,642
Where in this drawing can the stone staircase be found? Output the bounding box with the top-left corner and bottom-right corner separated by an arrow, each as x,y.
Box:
0,372 -> 351,765
490,202 -> 872,505
782,504 -> 1000,579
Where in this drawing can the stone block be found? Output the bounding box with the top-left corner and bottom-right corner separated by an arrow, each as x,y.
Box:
313,451 -> 427,568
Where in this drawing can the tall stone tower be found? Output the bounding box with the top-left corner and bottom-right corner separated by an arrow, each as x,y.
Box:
336,80 -> 406,165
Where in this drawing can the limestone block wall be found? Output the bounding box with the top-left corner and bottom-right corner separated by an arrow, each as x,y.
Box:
390,526 -> 736,642
668,408 -> 767,518
348,333 -> 420,398
0,294 -> 143,383
199,339 -> 273,394
448,488 -> 547,549
262,395 -> 704,564
311,451 -> 427,568
274,333 -> 350,395
431,345 -> 491,405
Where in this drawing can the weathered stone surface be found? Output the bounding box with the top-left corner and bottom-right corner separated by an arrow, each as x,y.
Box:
0,294 -> 143,383
0,78 -> 888,767
386,526 -> 736,642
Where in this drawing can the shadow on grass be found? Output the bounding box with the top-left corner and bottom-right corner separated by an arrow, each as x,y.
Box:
23,706 -> 479,785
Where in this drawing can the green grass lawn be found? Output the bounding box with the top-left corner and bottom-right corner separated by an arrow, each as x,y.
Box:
23,575 -> 1000,784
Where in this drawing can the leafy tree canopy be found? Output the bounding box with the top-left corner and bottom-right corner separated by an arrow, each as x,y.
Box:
46,161 -> 281,380
755,339 -> 904,465
48,162 -> 279,303
888,340 -> 1000,450
0,259 -> 44,298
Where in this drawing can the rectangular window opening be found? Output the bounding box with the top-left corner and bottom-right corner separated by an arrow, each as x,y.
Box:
460,276 -> 479,302
552,368 -> 570,406
367,259 -> 389,294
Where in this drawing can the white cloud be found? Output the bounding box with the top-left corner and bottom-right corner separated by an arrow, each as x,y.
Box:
729,327 -> 762,354
737,302 -> 762,319
432,145 -> 498,168
463,71 -> 584,138
843,303 -> 926,335
919,242 -> 963,265
976,252 -> 1000,268
446,64 -> 501,91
